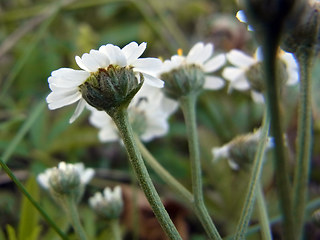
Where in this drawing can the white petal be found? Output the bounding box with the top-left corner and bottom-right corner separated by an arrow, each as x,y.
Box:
204,76 -> 225,90
69,98 -> 87,123
51,68 -> 90,81
222,67 -> 245,82
47,87 -> 78,101
99,44 -> 127,67
122,42 -> 146,65
227,49 -> 256,67
142,73 -> 164,88
188,43 -> 213,64
89,49 -> 110,68
161,56 -> 184,73
229,75 -> 251,91
203,54 -> 226,73
47,92 -> 81,109
81,168 -> 95,184
79,53 -> 101,72
251,90 -> 265,103
186,42 -> 204,63
48,76 -> 84,88
98,126 -> 119,142
75,56 -> 91,72
133,58 -> 162,75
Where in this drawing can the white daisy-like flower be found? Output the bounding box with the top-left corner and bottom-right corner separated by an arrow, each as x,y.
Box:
46,42 -> 163,123
89,84 -> 178,142
89,186 -> 123,218
222,48 -> 299,103
37,162 -> 94,191
161,42 -> 226,90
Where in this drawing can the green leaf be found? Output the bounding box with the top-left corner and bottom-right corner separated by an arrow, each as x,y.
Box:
18,177 -> 40,240
6,225 -> 18,240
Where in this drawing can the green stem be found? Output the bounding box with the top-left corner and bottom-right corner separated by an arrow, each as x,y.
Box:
225,196 -> 320,240
261,30 -> 295,240
234,110 -> 270,240
0,158 -> 69,240
109,219 -> 121,240
135,135 -> 194,204
179,94 -> 222,240
63,197 -> 88,240
109,108 -> 182,240
256,183 -> 272,240
292,48 -> 314,239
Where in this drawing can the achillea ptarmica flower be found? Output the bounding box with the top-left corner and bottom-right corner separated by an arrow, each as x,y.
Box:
212,130 -> 274,170
37,162 -> 94,201
46,42 -> 163,123
88,84 -> 178,142
222,48 -> 299,103
159,42 -> 226,100
89,186 -> 123,219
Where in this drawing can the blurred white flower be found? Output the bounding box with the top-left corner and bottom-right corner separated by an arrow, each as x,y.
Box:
89,84 -> 178,142
37,162 -> 94,198
46,42 -> 163,123
222,48 -> 299,103
89,186 -> 123,219
212,130 -> 274,170
161,42 -> 226,90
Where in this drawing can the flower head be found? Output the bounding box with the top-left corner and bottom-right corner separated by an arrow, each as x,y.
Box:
222,48 -> 299,103
159,42 -> 226,99
37,162 -> 94,201
212,130 -> 274,170
47,42 -> 163,123
89,83 -> 178,142
89,186 -> 123,219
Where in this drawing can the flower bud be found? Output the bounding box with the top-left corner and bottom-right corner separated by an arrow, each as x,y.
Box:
89,186 -> 123,220
79,65 -> 144,114
281,1 -> 320,54
160,65 -> 205,99
212,130 -> 274,170
37,162 -> 94,202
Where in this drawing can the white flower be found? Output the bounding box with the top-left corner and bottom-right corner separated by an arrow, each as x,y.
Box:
89,83 -> 178,142
161,42 -> 226,90
212,130 -> 274,170
37,162 -> 94,191
46,42 -> 164,123
89,186 -> 123,218
222,48 -> 299,103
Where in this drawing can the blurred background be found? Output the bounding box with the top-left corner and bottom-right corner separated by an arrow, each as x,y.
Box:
1,0 -> 320,239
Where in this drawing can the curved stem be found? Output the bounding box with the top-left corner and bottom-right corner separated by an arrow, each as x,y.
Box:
261,30 -> 295,240
293,49 -> 313,239
109,108 -> 182,240
63,197 -> 88,240
234,110 -> 270,240
256,183 -> 272,240
135,135 -> 194,204
179,94 -> 222,240
0,158 -> 69,240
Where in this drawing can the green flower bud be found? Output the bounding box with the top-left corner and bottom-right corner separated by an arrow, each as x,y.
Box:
79,65 -> 144,114
160,65 -> 205,100
281,1 -> 320,54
